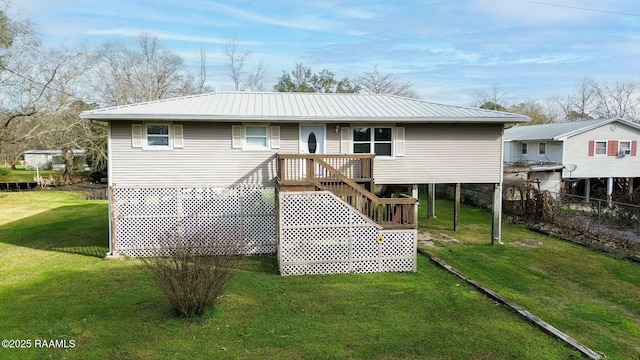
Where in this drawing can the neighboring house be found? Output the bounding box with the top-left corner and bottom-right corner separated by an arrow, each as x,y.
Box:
504,118 -> 640,197
80,92 -> 528,275
23,150 -> 86,171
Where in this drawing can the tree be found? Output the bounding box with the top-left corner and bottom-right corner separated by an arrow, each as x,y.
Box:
356,65 -> 418,98
509,100 -> 559,125
592,80 -> 639,121
554,77 -> 640,122
223,38 -> 266,91
473,84 -> 509,111
90,33 -> 210,106
480,102 -> 508,111
273,63 -> 359,93
555,77 -> 597,122
0,26 -> 73,169
0,2 -> 35,66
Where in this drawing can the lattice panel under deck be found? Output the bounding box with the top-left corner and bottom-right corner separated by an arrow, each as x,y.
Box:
112,186 -> 276,257
280,192 -> 350,227
279,191 -> 416,276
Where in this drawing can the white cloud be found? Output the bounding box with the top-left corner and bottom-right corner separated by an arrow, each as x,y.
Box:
85,28 -> 261,46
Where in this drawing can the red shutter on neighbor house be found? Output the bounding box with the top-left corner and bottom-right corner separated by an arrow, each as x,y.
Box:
632,140 -> 638,156
607,140 -> 617,156
588,140 -> 594,156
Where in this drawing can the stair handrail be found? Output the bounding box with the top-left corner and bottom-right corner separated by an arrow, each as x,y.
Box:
311,156 -> 380,203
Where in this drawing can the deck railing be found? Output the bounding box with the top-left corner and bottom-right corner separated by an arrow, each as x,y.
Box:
277,154 -> 416,229
277,154 -> 374,188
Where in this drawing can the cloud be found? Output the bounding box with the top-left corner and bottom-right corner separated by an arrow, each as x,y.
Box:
207,1 -> 340,31
85,28 -> 261,46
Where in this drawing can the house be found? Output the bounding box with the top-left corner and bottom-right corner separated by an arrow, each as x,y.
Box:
23,149 -> 86,171
504,118 -> 640,198
80,92 -> 529,275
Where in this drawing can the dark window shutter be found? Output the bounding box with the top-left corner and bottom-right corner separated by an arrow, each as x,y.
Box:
588,140 -> 594,156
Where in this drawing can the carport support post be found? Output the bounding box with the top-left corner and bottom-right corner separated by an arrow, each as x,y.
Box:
492,183 -> 503,245
453,183 -> 461,231
585,178 -> 591,203
427,183 -> 436,219
412,184 -> 419,225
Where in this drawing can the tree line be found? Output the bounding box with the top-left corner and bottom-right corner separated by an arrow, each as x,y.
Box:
474,78 -> 640,125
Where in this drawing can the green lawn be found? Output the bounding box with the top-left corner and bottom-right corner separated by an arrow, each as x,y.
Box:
421,198 -> 640,359
0,191 -> 579,359
0,167 -> 59,182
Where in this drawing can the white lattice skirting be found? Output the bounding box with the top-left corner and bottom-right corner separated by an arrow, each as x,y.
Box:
111,186 -> 276,257
279,191 -> 417,275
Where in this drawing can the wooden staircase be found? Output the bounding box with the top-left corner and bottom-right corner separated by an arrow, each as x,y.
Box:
277,154 -> 416,229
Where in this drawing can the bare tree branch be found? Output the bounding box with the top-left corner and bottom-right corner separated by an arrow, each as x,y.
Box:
356,65 -> 418,98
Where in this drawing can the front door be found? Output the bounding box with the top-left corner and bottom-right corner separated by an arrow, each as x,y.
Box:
299,125 -> 325,155
299,125 -> 325,178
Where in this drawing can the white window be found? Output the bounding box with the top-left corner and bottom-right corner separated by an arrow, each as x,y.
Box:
521,143 -> 528,155
231,124 -> 278,151
595,141 -> 607,155
353,127 -> 393,157
132,123 -> 182,150
619,141 -> 631,155
146,124 -> 170,147
245,125 -> 268,149
538,142 -> 546,155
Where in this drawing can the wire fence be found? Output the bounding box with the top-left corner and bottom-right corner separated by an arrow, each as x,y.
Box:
503,182 -> 640,254
554,193 -> 640,242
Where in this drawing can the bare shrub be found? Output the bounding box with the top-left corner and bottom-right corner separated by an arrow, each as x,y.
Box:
141,231 -> 245,318
503,180 -> 554,222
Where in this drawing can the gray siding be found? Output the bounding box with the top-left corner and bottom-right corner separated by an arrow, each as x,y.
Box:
110,121 -> 504,186
374,123 -> 503,184
563,122 -> 640,178
110,121 -> 298,187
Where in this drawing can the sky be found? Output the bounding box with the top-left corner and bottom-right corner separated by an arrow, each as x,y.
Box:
15,0 -> 640,106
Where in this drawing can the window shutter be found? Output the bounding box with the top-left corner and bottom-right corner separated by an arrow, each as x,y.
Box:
173,124 -> 184,148
340,126 -> 351,154
395,127 -> 405,157
631,140 -> 637,156
232,125 -> 242,149
270,126 -> 280,149
607,140 -> 617,156
588,140 -> 594,156
131,124 -> 142,148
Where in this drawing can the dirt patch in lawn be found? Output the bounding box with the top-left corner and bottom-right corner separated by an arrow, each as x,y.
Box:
513,239 -> 543,248
418,231 -> 462,247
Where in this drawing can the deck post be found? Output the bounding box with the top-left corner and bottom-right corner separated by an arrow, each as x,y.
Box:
453,183 -> 461,231
278,156 -> 285,182
412,184 -> 419,227
492,183 -> 503,245
427,183 -> 436,219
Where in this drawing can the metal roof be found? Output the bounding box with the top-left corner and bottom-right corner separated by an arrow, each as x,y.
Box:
80,91 -> 530,123
504,117 -> 640,142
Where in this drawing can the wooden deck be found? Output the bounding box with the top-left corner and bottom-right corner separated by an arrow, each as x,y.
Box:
277,154 -> 416,229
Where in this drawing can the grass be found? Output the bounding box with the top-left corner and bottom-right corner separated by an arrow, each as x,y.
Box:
0,191 -> 580,359
420,198 -> 640,359
0,167 -> 60,182
0,166 -> 89,182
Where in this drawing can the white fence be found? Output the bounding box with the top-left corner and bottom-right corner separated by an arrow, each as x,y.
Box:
278,191 -> 417,275
110,185 -> 276,257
